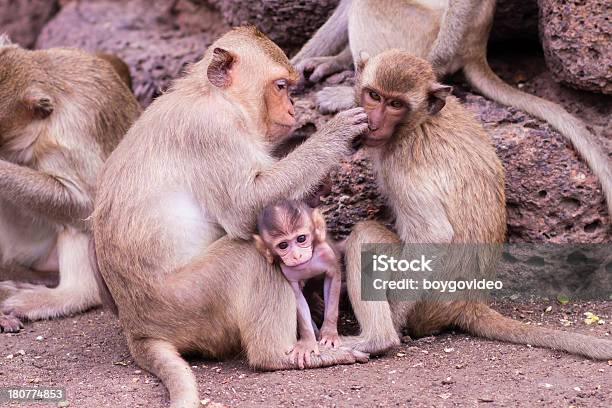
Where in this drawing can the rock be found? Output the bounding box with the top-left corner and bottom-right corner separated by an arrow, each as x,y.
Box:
208,0 -> 339,54
0,0 -> 59,48
37,0 -> 229,106
491,0 -> 539,44
538,0 -> 612,94
460,88 -> 610,243
292,73 -> 610,243
212,0 -> 540,50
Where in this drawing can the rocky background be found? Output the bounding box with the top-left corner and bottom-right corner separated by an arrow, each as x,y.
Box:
1,0 -> 610,243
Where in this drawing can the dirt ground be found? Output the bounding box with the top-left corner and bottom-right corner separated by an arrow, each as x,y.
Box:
1,298 -> 611,408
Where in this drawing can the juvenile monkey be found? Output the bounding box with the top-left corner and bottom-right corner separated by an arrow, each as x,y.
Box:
292,0 -> 612,216
93,27 -> 368,408
0,35 -> 141,331
254,200 -> 342,368
341,50 -> 612,360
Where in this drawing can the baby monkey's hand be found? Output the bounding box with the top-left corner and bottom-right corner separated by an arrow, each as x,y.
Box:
287,339 -> 320,369
320,328 -> 341,348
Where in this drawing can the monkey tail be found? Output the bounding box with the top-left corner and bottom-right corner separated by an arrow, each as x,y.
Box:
128,338 -> 200,408
463,57 -> 612,217
88,237 -> 118,316
457,302 -> 612,360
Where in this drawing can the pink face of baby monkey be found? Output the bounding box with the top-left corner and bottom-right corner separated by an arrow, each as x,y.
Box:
253,200 -> 325,267
268,226 -> 314,267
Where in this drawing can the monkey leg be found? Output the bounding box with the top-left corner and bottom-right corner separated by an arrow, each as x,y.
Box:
128,337 -> 199,408
315,86 -> 357,114
238,259 -> 368,370
1,229 -> 100,320
343,221 -> 406,355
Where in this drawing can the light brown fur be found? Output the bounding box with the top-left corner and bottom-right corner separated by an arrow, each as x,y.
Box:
92,28 -> 368,408
341,50 -> 612,360
293,0 -> 612,217
95,52 -> 133,90
0,36 -> 141,331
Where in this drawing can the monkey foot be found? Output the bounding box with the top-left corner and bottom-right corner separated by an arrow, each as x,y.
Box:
0,312 -> 23,333
2,284 -> 98,321
0,280 -> 40,293
314,346 -> 369,367
280,346 -> 368,370
340,335 -> 400,356
315,86 -> 357,114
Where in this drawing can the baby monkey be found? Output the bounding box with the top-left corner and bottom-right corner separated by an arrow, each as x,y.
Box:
254,200 -> 341,368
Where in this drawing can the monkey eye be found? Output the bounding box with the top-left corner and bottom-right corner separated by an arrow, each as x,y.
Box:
369,91 -> 381,101
278,241 -> 289,250
296,234 -> 307,243
389,100 -> 404,109
275,79 -> 288,91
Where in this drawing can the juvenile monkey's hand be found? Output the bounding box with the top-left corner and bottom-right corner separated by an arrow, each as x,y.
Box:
320,328 -> 341,348
286,339 -> 320,369
319,107 -> 368,153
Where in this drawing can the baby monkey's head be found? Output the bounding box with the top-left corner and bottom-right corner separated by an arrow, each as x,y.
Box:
254,200 -> 327,267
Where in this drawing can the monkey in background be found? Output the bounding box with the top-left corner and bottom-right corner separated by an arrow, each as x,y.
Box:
291,0 -> 612,216
340,49 -> 612,360
93,27 -> 368,408
0,34 -> 141,331
254,200 -> 342,368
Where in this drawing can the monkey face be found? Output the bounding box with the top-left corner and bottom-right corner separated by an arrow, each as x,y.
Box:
360,88 -> 409,147
273,230 -> 314,267
264,78 -> 297,141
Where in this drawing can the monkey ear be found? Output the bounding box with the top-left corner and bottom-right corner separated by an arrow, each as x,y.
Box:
355,51 -> 370,72
207,47 -> 235,88
253,234 -> 275,265
311,208 -> 327,242
23,88 -> 54,119
427,83 -> 452,115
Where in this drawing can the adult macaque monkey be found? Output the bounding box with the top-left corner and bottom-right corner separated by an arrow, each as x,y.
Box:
292,0 -> 612,215
93,27 -> 368,408
254,200 -> 342,368
340,50 -> 612,360
0,34 -> 141,331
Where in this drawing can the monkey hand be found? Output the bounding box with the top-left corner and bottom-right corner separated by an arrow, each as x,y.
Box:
319,107 -> 368,154
286,339 -> 320,369
295,56 -> 348,84
319,328 -> 341,348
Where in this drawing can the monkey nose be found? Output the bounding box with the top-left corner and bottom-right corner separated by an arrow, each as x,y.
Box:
368,123 -> 379,131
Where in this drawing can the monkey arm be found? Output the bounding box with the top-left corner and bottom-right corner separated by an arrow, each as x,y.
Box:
427,0 -> 482,76
0,159 -> 91,227
211,113 -> 365,238
291,281 -> 317,342
291,0 -> 351,64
